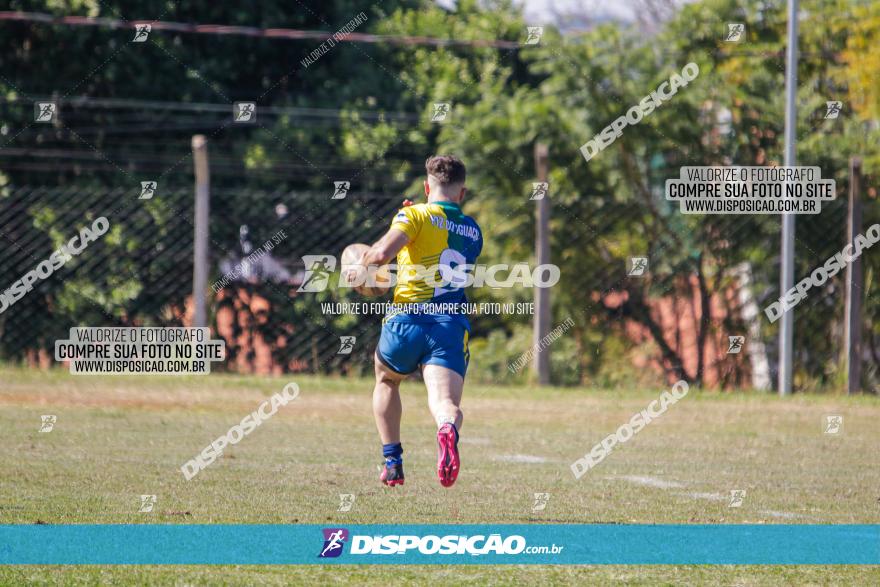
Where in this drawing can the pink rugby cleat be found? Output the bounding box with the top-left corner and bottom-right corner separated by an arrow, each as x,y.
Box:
436,423 -> 460,487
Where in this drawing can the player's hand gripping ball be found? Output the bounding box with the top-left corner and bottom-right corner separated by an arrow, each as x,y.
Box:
341,243 -> 392,298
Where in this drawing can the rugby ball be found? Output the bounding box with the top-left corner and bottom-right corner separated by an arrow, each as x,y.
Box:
341,243 -> 392,297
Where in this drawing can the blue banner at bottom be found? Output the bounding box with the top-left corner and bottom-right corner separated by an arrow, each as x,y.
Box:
0,524 -> 877,565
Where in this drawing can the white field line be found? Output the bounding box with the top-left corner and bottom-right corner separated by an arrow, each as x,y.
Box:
493,454 -> 550,464
614,475 -> 685,490
685,491 -> 726,501
758,509 -> 808,519
610,474 -> 813,520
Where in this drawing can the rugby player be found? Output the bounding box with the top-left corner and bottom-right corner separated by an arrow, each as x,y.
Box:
346,155 -> 482,488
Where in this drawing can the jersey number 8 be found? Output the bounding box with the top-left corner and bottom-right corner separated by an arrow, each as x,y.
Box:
434,248 -> 469,296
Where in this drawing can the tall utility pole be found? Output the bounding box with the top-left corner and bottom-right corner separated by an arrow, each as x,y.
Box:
845,157 -> 864,394
533,143 -> 551,385
192,135 -> 210,328
779,0 -> 799,396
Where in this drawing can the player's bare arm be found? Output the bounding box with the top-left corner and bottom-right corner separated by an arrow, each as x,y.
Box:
341,228 -> 409,288
362,228 -> 410,266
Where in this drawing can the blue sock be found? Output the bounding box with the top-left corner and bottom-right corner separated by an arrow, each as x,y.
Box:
382,442 -> 403,464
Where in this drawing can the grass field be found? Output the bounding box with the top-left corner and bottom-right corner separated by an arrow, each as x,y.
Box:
1,366 -> 878,585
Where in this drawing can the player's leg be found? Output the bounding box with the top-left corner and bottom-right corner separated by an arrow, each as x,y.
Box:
373,353 -> 405,443
423,363 -> 464,430
374,322 -> 424,486
422,322 -> 469,487
423,363 -> 464,487
373,354 -> 407,486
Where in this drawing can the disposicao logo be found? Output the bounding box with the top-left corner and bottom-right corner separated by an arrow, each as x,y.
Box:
317,529 -> 563,559
319,528 -> 349,558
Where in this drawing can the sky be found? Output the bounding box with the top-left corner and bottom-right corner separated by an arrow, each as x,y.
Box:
517,0 -> 640,24
435,0 -> 642,26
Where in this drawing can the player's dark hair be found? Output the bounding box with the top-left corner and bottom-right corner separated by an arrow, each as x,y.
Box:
426,155 -> 466,186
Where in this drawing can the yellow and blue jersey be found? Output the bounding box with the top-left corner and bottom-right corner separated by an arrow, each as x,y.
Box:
387,201 -> 482,326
